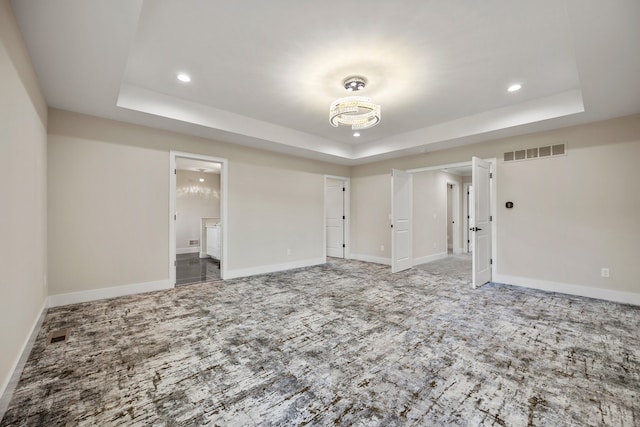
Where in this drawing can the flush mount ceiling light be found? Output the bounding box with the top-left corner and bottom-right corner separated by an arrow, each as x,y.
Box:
330,76 -> 381,130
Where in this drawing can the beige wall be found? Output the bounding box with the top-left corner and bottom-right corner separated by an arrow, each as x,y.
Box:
0,0 -> 47,403
229,163 -> 324,270
176,170 -> 220,251
47,135 -> 168,294
47,109 -> 349,293
351,114 -> 640,296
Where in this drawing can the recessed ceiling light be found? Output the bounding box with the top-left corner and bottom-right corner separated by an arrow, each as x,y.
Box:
177,73 -> 191,83
199,178 -> 205,182
508,83 -> 522,92
353,132 -> 360,137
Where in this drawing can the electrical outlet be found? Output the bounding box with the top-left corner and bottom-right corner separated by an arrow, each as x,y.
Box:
380,245 -> 384,252
601,268 -> 610,278
287,248 -> 292,255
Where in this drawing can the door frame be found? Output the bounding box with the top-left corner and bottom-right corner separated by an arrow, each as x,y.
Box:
407,159 -> 497,278
170,151 -> 229,284
324,175 -> 350,260
445,180 -> 461,254
463,182 -> 472,253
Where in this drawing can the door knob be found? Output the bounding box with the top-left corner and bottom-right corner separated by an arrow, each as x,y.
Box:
470,227 -> 482,231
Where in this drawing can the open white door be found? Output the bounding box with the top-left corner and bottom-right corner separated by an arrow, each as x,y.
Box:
471,157 -> 492,288
326,179 -> 345,258
391,169 -> 412,273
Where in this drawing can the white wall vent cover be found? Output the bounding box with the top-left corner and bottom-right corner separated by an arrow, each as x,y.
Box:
504,143 -> 566,162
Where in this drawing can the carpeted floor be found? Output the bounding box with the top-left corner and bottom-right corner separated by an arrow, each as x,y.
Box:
2,259 -> 639,426
415,253 -> 472,283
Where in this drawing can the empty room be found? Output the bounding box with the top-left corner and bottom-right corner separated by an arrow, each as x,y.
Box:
1,1 -> 639,425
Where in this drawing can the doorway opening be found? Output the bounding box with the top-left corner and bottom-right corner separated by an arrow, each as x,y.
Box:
324,175 -> 350,260
393,158 -> 496,288
170,151 -> 228,285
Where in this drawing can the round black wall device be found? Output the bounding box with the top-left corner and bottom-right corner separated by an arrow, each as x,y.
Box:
505,201 -> 514,209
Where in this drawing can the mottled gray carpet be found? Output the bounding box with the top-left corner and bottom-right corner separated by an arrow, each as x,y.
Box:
2,259 -> 639,426
415,254 -> 472,283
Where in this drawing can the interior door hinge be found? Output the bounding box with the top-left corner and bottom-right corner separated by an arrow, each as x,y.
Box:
343,215 -> 345,220
342,187 -> 345,192
490,215 -> 493,222
490,172 -> 493,179
174,214 -> 177,220
490,258 -> 493,265
174,169 -> 177,175
342,244 -> 346,248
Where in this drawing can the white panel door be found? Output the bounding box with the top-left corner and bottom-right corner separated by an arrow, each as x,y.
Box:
326,179 -> 344,258
471,157 -> 491,288
391,169 -> 412,273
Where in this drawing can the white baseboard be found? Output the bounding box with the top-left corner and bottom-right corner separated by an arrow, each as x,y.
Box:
225,257 -> 325,280
48,279 -> 173,308
0,299 -> 48,420
493,274 -> 640,306
351,253 -> 391,266
177,247 -> 199,255
413,252 -> 448,266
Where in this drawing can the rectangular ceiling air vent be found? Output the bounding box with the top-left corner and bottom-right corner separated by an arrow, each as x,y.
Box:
503,143 -> 566,163
48,328 -> 70,345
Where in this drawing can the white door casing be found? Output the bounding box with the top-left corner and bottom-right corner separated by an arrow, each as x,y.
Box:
471,157 -> 491,288
326,178 -> 344,258
467,184 -> 474,253
392,169 -> 413,273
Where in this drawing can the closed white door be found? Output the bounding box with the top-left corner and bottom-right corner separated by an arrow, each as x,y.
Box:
392,169 -> 413,273
471,157 -> 491,288
326,179 -> 344,258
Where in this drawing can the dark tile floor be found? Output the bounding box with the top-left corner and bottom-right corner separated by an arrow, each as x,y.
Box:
175,253 -> 219,286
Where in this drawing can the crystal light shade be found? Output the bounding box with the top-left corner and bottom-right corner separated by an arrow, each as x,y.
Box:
329,96 -> 381,130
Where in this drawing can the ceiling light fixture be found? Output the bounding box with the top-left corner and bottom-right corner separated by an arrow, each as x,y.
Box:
177,73 -> 191,83
508,83 -> 522,92
330,76 -> 381,130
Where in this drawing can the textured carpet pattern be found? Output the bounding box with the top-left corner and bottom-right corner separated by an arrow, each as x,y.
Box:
415,254 -> 472,283
2,260 -> 640,426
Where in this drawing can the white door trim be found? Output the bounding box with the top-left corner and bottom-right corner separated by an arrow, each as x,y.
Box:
445,180 -> 461,254
170,151 -> 229,283
324,175 -> 350,260
463,182 -> 472,253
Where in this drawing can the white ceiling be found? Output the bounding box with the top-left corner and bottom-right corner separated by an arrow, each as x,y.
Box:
10,0 -> 640,165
